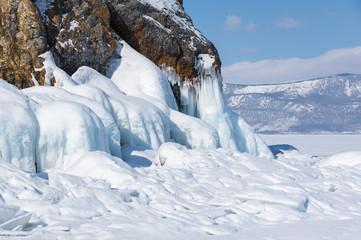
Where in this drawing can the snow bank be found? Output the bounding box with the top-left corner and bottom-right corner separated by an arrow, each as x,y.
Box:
107,41 -> 178,110
0,79 -> 37,172
66,151 -> 136,187
34,101 -> 109,171
169,109 -> 220,149
72,66 -> 125,96
319,151 -> 361,167
153,142 -> 189,167
107,41 -> 177,110
1,134 -> 361,238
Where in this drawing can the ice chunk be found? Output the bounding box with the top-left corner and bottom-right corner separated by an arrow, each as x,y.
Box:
34,101 -> 110,171
68,85 -> 122,157
235,189 -> 309,212
107,41 -> 178,110
231,112 -> 275,159
0,210 -> 32,231
23,86 -> 122,158
109,94 -> 170,150
0,206 -> 20,225
169,109 -> 220,149
0,79 -> 37,172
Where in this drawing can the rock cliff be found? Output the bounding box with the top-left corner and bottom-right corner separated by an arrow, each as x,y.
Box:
0,0 -> 220,93
44,0 -> 118,75
0,0 -> 47,88
106,0 -> 221,81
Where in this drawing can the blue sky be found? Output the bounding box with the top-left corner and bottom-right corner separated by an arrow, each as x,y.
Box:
183,0 -> 361,84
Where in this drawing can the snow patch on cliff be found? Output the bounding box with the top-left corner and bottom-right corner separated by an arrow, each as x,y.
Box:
107,41 -> 178,111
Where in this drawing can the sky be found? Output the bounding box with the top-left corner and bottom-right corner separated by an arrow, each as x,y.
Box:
183,0 -> 361,84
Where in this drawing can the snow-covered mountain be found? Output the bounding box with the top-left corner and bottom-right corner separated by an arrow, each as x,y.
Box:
224,74 -> 361,134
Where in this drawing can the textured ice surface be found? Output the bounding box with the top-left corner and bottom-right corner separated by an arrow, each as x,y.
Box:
1,137 -> 361,238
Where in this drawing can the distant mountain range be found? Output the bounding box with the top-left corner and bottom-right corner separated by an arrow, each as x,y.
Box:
223,74 -> 361,134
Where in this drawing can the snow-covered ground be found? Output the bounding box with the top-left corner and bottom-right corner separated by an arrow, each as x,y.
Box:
1,134 -> 361,239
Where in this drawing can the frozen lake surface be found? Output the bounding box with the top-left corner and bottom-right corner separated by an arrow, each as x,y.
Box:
261,134 -> 361,156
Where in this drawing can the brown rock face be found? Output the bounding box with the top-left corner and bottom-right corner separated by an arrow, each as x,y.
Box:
45,0 -> 118,75
0,0 -> 47,88
106,0 -> 221,82
0,0 -> 221,93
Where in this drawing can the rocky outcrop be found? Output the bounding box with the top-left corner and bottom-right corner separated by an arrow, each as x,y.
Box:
106,0 -> 221,82
0,0 -> 47,88
0,0 -> 119,88
44,0 -> 119,76
1,0 -> 220,91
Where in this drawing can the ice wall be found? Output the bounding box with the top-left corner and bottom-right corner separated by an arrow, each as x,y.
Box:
0,80 -> 37,172
162,54 -> 274,159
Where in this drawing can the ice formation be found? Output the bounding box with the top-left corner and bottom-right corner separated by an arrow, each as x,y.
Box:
169,109 -> 220,150
0,38 -> 273,175
0,80 -> 37,172
163,54 -> 274,159
34,101 -> 110,171
106,41 -> 178,111
23,86 -> 122,159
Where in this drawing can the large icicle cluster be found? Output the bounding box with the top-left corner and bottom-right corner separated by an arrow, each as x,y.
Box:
163,54 -> 273,159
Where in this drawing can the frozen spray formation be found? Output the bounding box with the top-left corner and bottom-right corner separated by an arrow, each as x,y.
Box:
0,0 -> 273,172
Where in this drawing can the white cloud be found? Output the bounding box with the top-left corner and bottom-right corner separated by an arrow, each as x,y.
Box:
225,15 -> 257,32
222,46 -> 361,84
225,15 -> 242,31
245,22 -> 258,32
274,17 -> 303,29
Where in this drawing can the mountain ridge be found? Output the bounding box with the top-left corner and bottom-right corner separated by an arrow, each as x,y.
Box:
224,73 -> 361,134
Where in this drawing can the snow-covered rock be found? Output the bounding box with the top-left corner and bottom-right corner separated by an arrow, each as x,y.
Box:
107,41 -> 178,110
